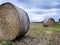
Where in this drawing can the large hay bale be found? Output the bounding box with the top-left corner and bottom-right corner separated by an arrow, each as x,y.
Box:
0,2 -> 30,41
43,18 -> 55,27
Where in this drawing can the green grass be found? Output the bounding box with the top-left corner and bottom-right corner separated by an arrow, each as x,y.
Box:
48,23 -> 60,31
48,27 -> 60,31
1,41 -> 17,45
55,23 -> 60,26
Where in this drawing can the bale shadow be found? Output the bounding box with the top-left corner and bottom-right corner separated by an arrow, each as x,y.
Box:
12,35 -> 35,42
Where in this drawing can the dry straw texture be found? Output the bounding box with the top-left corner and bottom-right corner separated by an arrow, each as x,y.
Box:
0,2 -> 30,41
43,18 -> 55,27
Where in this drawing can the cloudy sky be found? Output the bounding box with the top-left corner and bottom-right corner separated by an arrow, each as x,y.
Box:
0,0 -> 60,22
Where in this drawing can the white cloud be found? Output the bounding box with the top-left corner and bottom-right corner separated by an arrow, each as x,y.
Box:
52,2 -> 60,5
28,8 -> 60,22
0,0 -> 60,22
30,15 -> 45,22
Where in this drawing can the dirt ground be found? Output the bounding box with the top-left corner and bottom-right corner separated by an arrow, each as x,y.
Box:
16,23 -> 60,45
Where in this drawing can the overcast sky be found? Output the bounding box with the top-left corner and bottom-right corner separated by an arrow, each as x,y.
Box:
0,0 -> 60,22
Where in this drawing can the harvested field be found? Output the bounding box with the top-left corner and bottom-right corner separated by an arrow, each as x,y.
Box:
0,23 -> 60,45
16,23 -> 60,45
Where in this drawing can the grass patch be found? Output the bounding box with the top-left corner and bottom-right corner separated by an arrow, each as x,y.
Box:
1,41 -> 17,45
28,23 -> 60,37
55,23 -> 60,26
28,23 -> 48,37
48,23 -> 60,31
48,27 -> 60,31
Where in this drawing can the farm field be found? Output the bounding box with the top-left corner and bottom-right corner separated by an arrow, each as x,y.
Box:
1,23 -> 60,45
16,23 -> 60,45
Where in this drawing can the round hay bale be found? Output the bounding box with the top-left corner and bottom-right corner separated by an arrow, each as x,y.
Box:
43,18 -> 55,27
0,2 -> 30,41
15,4 -> 30,38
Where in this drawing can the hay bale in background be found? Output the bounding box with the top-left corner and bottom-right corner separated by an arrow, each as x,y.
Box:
43,18 -> 55,27
0,2 -> 30,41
